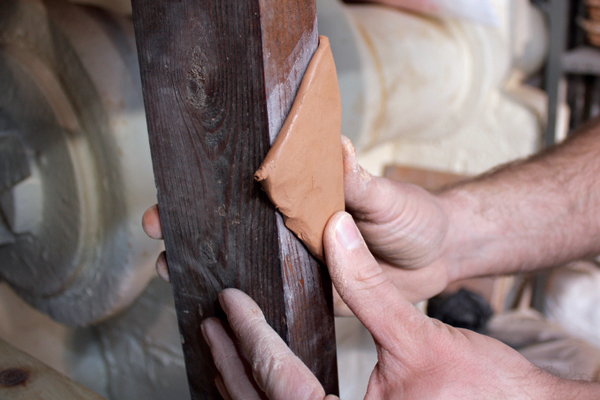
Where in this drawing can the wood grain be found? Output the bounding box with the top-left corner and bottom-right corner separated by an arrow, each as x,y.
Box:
0,338 -> 106,400
131,1 -> 337,398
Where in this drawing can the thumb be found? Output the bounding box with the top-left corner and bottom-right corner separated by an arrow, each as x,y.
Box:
323,212 -> 430,350
341,135 -> 375,214
341,136 -> 410,222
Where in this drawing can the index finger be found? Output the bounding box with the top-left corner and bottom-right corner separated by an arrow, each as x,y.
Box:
218,289 -> 336,400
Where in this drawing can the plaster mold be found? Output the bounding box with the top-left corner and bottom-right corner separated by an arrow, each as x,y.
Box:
545,261 -> 600,350
344,0 -> 548,175
0,0 -> 162,326
67,0 -> 549,178
97,279 -> 190,400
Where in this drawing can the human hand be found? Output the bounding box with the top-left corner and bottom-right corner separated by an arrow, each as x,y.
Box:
202,212 -> 592,400
142,136 -> 457,312
336,137 -> 454,312
141,204 -> 170,283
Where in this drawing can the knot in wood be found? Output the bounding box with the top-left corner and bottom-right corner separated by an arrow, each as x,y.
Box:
186,46 -> 208,110
0,368 -> 29,387
199,241 -> 217,265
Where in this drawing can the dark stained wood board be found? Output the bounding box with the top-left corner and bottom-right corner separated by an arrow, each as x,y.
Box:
130,1 -> 338,399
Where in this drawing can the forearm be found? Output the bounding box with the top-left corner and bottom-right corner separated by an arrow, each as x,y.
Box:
548,377 -> 600,400
439,117 -> 600,282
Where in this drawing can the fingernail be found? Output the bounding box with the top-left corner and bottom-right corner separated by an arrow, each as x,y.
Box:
217,292 -> 227,314
335,213 -> 363,250
200,321 -> 211,347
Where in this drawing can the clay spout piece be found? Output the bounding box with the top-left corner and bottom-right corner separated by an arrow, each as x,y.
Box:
255,36 -> 344,262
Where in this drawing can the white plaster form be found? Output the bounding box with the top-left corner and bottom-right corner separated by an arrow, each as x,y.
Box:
348,0 -> 550,176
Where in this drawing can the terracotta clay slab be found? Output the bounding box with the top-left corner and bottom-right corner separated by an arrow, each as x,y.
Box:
255,36 -> 344,261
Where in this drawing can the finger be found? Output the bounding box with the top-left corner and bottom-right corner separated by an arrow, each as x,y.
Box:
142,204 -> 163,239
341,135 -> 381,214
341,136 -> 404,219
214,374 -> 235,400
332,285 -> 353,317
323,212 -> 430,351
219,289 -> 330,400
341,135 -> 372,211
155,251 -> 170,283
201,317 -> 265,400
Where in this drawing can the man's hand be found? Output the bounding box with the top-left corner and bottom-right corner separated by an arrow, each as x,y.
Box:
142,136 -> 457,314
143,118 -> 600,312
336,136 -> 453,311
202,212 -> 600,400
141,204 -> 170,283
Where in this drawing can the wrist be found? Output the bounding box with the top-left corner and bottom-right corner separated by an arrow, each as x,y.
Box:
434,186 -> 506,284
435,188 -> 474,284
546,377 -> 600,400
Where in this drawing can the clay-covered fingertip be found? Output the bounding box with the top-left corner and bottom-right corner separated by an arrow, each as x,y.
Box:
201,318 -> 228,354
340,135 -> 357,157
219,289 -> 264,322
219,288 -> 246,315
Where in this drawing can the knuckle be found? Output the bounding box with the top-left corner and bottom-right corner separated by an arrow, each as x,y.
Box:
351,264 -> 389,292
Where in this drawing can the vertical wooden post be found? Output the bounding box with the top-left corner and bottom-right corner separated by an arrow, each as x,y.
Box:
130,1 -> 338,399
